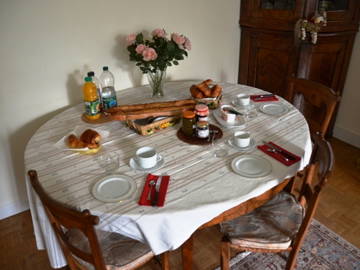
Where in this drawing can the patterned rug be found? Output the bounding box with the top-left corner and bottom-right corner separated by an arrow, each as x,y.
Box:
215,220 -> 360,270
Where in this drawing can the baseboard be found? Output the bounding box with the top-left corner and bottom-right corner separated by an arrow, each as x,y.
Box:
0,200 -> 29,220
333,125 -> 360,148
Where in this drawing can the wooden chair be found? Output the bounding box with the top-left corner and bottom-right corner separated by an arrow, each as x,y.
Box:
286,78 -> 340,136
28,170 -> 170,270
220,133 -> 334,270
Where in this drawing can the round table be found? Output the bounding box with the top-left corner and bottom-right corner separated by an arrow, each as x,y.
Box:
25,81 -> 312,268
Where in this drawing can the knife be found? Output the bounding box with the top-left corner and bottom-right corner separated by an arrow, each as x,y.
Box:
152,176 -> 163,206
263,141 -> 297,161
253,94 -> 275,100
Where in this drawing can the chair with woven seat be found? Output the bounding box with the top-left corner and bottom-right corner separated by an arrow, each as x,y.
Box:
27,170 -> 170,270
286,78 -> 340,137
220,133 -> 334,270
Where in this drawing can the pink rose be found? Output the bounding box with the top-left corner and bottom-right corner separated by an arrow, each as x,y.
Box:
152,28 -> 166,38
184,37 -> 191,50
126,33 -> 136,46
171,33 -> 186,48
142,47 -> 158,61
135,44 -> 147,54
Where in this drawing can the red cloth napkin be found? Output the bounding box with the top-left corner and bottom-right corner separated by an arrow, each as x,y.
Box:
257,142 -> 301,166
250,94 -> 279,102
138,174 -> 170,207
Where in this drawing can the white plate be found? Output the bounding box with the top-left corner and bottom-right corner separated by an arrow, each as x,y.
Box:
227,137 -> 256,152
92,174 -> 136,203
259,103 -> 288,116
129,155 -> 165,172
213,109 -> 246,129
231,155 -> 272,178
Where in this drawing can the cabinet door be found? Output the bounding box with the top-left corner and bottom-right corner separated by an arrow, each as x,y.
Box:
305,0 -> 360,32
241,0 -> 306,31
239,28 -> 298,97
297,31 -> 356,95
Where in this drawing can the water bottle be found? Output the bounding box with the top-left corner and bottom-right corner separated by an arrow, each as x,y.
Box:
99,66 -> 118,110
87,71 -> 102,107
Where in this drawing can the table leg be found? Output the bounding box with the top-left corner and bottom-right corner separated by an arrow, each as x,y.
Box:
182,235 -> 194,270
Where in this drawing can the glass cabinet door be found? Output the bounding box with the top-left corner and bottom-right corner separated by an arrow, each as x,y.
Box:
318,0 -> 348,11
261,0 -> 296,10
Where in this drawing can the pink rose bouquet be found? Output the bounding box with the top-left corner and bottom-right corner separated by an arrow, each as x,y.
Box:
126,28 -> 191,74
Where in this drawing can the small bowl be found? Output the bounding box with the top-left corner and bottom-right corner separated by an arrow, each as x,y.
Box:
194,95 -> 222,110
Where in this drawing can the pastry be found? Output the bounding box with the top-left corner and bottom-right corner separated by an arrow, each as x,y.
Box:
67,134 -> 86,148
79,129 -> 101,145
210,84 -> 222,97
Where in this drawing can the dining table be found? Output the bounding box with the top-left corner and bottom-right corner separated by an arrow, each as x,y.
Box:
24,80 -> 312,269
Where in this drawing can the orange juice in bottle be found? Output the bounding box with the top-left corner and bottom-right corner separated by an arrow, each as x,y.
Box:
83,76 -> 100,120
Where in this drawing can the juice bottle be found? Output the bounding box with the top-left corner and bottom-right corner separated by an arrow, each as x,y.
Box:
83,76 -> 100,120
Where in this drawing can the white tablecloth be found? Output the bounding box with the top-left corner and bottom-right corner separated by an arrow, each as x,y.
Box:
25,81 -> 312,268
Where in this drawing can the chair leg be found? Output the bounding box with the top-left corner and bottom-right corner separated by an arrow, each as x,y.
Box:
220,239 -> 230,270
161,252 -> 170,270
285,247 -> 300,270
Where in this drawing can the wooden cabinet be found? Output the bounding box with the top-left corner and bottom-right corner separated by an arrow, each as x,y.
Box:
239,0 -> 360,134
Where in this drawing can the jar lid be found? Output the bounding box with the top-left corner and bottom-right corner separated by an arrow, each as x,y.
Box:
196,121 -> 209,128
183,111 -> 195,119
195,104 -> 209,113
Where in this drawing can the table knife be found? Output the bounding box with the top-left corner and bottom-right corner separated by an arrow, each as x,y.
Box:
152,176 -> 162,206
253,94 -> 275,100
263,141 -> 297,161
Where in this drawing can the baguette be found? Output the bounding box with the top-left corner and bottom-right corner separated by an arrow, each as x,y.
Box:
106,99 -> 196,113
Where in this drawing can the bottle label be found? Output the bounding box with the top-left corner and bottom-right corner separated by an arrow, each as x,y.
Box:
102,96 -> 118,110
84,100 -> 100,116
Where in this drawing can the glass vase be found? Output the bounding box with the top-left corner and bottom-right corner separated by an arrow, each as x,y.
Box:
147,69 -> 166,97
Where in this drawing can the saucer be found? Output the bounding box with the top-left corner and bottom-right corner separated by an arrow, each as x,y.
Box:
231,100 -> 255,110
129,155 -> 164,172
227,137 -> 256,152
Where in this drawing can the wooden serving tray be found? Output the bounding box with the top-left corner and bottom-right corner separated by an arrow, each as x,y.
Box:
176,124 -> 223,145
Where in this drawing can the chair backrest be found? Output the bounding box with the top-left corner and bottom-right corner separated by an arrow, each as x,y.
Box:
28,170 -> 107,270
286,78 -> 340,136
292,133 -> 334,248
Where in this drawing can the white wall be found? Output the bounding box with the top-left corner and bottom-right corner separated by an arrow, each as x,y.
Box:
0,0 -> 241,219
334,33 -> 360,148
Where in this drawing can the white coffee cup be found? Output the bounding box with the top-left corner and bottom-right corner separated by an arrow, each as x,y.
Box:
220,105 -> 237,123
236,94 -> 251,106
233,131 -> 251,148
135,146 -> 160,169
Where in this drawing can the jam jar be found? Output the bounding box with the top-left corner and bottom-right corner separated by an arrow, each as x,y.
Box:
196,121 -> 209,139
181,111 -> 196,136
195,104 -> 209,122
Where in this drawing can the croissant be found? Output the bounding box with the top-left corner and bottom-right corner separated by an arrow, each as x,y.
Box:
190,85 -> 204,99
79,129 -> 101,145
67,134 -> 87,148
210,84 -> 222,97
196,82 -> 212,97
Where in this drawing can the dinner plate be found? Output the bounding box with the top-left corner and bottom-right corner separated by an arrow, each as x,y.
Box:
129,155 -> 164,172
213,109 -> 246,129
227,137 -> 256,152
259,103 -> 289,116
231,155 -> 272,178
92,174 -> 136,203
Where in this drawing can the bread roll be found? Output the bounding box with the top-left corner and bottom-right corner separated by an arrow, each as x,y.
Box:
210,84 -> 222,97
190,85 -> 204,99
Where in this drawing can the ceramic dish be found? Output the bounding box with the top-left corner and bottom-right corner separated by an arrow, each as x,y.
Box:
213,109 -> 246,129
259,103 -> 289,116
231,154 -> 272,178
92,174 -> 136,203
227,137 -> 256,152
129,155 -> 165,172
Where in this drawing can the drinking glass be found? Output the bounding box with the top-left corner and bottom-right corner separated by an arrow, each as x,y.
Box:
97,152 -> 119,173
211,133 -> 228,158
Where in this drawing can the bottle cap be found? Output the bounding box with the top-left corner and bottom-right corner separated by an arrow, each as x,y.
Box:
183,111 -> 195,119
87,71 -> 95,77
195,104 -> 209,113
84,77 -> 92,82
196,121 -> 209,128
103,66 -> 109,71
